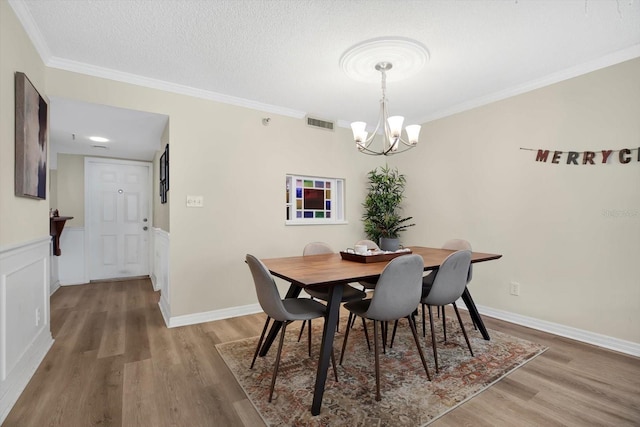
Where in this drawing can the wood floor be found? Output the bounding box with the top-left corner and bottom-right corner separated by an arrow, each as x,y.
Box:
3,279 -> 639,426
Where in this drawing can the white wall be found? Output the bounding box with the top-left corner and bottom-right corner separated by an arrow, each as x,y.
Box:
393,58 -> 640,344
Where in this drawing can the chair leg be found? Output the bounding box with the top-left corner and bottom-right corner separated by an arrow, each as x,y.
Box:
297,320 -> 306,342
251,316 -> 271,369
390,319 -> 399,348
452,302 -> 474,357
307,318 -> 312,357
362,317 -> 371,351
373,320 -> 381,401
407,315 -> 431,381
339,313 -> 353,365
422,302 -> 426,337
331,347 -> 339,382
269,321 -> 289,403
427,305 -> 439,373
442,305 -> 447,342
381,321 -> 387,354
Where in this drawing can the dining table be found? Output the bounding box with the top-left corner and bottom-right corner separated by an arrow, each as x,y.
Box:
258,246 -> 502,416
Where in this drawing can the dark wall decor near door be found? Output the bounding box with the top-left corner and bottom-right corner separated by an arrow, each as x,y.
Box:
159,143 -> 169,203
15,72 -> 48,200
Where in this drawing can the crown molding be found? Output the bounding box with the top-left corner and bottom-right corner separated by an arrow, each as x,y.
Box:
11,0 -> 639,127
416,44 -> 640,125
8,0 -> 52,63
10,0 -> 306,119
46,57 -> 307,119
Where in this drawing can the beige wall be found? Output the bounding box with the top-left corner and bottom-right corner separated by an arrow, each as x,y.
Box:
0,1 -> 48,246
393,58 -> 640,343
153,122 -> 170,232
53,154 -> 84,226
3,0 -> 638,344
48,169 -> 57,214
45,68 -> 379,316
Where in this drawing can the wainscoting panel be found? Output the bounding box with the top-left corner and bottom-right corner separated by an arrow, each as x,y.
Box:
0,237 -> 54,424
152,228 -> 171,324
49,242 -> 59,295
58,227 -> 86,285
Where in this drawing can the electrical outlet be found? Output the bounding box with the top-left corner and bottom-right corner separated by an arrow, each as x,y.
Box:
35,308 -> 41,326
186,195 -> 204,207
509,282 -> 520,296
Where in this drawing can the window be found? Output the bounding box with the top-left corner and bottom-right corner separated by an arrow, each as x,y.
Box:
286,174 -> 345,225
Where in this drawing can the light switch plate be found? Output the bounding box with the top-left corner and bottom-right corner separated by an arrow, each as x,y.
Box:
186,195 -> 204,207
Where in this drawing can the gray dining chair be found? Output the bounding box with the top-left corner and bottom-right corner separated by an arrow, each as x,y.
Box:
246,254 -> 338,402
421,250 -> 474,373
339,254 -> 431,401
297,242 -> 367,344
421,239 -> 474,338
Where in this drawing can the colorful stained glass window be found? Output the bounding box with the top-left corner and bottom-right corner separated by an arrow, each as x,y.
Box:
285,174 -> 344,224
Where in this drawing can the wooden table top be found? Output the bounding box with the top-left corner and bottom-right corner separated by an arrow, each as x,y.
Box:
261,246 -> 502,289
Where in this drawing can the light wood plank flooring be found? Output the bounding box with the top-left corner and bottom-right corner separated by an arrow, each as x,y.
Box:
3,279 -> 639,426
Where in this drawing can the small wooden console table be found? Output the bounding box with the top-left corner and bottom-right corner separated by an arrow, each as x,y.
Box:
50,216 -> 73,256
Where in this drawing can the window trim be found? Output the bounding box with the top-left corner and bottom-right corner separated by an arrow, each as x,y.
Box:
285,174 -> 347,225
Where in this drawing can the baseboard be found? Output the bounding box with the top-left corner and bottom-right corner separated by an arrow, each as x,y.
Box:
457,300 -> 640,357
159,297 -> 639,357
0,329 -> 53,424
164,303 -> 263,328
158,294 -> 171,328
49,280 -> 60,295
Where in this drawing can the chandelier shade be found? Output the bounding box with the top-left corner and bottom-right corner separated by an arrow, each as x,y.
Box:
350,62 -> 421,156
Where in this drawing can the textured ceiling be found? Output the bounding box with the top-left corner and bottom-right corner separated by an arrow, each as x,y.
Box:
10,0 -> 640,159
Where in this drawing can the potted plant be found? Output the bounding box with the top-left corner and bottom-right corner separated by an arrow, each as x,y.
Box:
362,165 -> 415,251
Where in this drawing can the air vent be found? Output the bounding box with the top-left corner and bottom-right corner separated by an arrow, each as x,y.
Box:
306,116 -> 334,131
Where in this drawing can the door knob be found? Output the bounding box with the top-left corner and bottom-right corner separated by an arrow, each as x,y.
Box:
143,226 -> 148,231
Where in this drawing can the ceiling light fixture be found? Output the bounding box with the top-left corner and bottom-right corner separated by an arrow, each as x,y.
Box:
350,61 -> 420,155
340,37 -> 429,156
89,136 -> 109,143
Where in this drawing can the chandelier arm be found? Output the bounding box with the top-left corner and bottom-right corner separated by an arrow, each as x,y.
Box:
351,61 -> 419,156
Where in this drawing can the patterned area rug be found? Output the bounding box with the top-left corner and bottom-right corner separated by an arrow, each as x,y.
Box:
216,314 -> 546,426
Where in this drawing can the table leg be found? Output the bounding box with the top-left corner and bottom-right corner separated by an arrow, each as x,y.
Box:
258,283 -> 303,357
311,284 -> 343,416
461,287 -> 490,340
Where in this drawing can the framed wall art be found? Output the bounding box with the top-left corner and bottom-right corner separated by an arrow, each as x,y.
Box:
159,144 -> 169,204
15,71 -> 48,199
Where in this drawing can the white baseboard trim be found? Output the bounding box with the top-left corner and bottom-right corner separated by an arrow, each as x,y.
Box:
156,296 -> 639,357
158,294 -> 171,328
163,303 -> 263,328
457,300 -> 640,357
0,330 -> 53,424
60,281 -> 89,287
49,280 -> 60,296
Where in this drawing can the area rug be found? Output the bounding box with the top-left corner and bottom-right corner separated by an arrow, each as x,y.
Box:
216,315 -> 546,426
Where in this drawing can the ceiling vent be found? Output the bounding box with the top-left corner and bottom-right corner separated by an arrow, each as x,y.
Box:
306,116 -> 334,131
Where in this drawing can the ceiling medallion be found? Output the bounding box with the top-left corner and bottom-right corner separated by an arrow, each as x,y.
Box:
339,37 -> 430,83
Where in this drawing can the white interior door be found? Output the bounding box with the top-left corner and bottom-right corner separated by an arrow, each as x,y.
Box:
86,158 -> 152,280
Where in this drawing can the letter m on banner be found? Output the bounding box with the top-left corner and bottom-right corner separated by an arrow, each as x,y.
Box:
536,150 -> 550,162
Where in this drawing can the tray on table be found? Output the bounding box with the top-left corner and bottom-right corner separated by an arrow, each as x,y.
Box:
339,249 -> 412,263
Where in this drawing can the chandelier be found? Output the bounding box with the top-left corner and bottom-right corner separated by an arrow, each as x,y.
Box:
350,61 -> 420,156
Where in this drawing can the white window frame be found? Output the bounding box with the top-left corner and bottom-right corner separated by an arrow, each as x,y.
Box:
285,174 -> 347,225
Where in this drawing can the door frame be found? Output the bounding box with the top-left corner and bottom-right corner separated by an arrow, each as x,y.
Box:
84,157 -> 154,281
